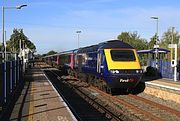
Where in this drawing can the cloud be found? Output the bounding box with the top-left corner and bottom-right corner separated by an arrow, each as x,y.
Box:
67,6 -> 180,32
6,1 -> 179,54
26,6 -> 180,54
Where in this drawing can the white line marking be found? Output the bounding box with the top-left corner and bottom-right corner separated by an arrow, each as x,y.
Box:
43,73 -> 77,121
145,82 -> 180,91
43,82 -> 49,86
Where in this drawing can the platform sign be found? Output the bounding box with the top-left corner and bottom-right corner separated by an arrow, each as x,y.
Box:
153,45 -> 159,48
168,44 -> 178,81
168,44 -> 177,48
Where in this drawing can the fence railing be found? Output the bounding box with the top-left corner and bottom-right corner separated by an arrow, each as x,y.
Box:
0,60 -> 23,113
150,60 -> 180,80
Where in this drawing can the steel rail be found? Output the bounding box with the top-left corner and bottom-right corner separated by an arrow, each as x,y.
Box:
91,86 -> 164,121
128,94 -> 180,116
55,73 -> 123,121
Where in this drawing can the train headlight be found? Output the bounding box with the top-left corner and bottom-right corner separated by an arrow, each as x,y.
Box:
136,70 -> 143,73
136,70 -> 139,73
140,70 -> 143,73
110,70 -> 119,74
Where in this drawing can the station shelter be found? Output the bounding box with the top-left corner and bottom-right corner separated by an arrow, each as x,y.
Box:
137,48 -> 179,80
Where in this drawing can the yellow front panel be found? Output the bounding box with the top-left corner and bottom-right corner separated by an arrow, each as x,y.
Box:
104,49 -> 141,70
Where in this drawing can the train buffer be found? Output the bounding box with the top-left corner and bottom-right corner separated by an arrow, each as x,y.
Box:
0,62 -> 76,121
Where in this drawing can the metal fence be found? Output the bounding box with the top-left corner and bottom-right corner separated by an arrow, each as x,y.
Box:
0,60 -> 23,111
150,60 -> 180,80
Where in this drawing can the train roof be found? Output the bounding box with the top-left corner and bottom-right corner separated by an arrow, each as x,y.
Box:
58,49 -> 77,55
77,40 -> 134,53
43,49 -> 77,58
99,40 -> 134,49
77,45 -> 98,53
43,40 -> 134,57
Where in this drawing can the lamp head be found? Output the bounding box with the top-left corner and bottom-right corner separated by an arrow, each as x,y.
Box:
76,31 -> 81,33
16,4 -> 27,9
151,16 -> 158,19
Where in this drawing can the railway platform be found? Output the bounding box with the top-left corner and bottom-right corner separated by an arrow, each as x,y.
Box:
142,78 -> 180,103
145,78 -> 180,91
7,63 -> 76,121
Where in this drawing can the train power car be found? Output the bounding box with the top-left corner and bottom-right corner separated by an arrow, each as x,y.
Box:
73,40 -> 143,93
44,40 -> 143,93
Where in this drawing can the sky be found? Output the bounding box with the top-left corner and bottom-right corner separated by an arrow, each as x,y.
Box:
0,0 -> 180,54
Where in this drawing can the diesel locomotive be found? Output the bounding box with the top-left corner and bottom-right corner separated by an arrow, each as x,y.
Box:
44,40 -> 143,93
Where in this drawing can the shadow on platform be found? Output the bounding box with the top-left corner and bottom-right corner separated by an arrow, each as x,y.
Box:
0,68 -> 47,121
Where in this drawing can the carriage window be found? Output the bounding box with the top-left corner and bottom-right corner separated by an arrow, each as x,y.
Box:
110,50 -> 136,61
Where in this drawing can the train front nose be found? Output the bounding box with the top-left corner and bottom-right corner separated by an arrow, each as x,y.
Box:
104,49 -> 143,89
107,69 -> 143,88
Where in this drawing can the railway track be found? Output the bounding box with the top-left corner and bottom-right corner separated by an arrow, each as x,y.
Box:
44,69 -> 123,121
128,94 -> 180,116
40,63 -> 180,121
61,75 -> 180,121
90,86 -> 180,121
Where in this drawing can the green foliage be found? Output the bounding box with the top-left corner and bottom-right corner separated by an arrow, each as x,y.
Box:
148,35 -> 156,49
42,50 -> 57,57
117,32 -> 148,50
160,28 -> 180,60
7,28 -> 36,52
34,54 -> 42,58
42,54 -> 47,57
117,32 -> 131,43
47,50 -> 57,55
160,28 -> 180,48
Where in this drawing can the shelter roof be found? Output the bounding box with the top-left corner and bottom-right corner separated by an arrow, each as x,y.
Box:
137,48 -> 170,53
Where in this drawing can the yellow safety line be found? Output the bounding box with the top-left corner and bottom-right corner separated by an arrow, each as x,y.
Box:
28,82 -> 34,121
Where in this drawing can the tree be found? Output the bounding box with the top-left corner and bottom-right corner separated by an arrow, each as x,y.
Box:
149,28 -> 180,61
46,50 -> 57,56
160,28 -> 180,61
117,32 -> 131,43
7,28 -> 36,52
160,28 -> 180,48
41,50 -> 57,57
34,54 -> 42,58
117,31 -> 148,50
148,35 -> 156,49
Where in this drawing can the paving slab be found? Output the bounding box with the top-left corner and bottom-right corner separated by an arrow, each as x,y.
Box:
9,66 -> 76,121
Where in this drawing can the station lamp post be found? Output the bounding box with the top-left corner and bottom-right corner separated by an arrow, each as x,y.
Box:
76,30 -> 81,49
151,16 -> 159,69
2,4 -> 27,62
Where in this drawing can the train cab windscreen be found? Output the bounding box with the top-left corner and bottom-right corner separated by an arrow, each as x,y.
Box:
110,50 -> 136,61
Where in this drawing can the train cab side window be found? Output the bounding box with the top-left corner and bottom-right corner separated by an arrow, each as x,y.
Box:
101,54 -> 105,63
